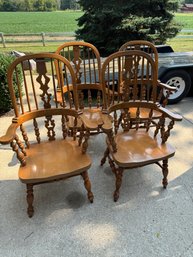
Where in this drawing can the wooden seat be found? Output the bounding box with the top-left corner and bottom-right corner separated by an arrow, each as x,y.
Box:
107,129 -> 175,168
101,101 -> 182,202
0,53 -> 93,217
66,108 -> 104,132
19,139 -> 91,183
55,41 -> 108,133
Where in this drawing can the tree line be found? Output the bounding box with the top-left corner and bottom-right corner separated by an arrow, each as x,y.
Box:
0,0 -> 79,12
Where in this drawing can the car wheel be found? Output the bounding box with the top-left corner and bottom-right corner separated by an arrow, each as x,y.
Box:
161,69 -> 191,104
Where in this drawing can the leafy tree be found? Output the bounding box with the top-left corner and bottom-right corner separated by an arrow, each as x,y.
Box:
60,0 -> 70,9
33,0 -> 45,11
23,0 -> 34,11
76,0 -> 181,56
60,0 -> 79,10
45,0 -> 57,10
70,0 -> 78,9
0,0 -> 57,10
1,0 -> 18,11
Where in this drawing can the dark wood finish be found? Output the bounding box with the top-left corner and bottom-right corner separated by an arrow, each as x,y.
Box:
101,101 -> 182,201
100,147 -> 109,166
162,159 -> 169,188
0,53 -> 94,217
114,168 -> 124,202
26,184 -> 34,218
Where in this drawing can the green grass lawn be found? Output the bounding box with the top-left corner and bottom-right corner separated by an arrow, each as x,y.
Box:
0,42 -> 61,53
0,11 -> 192,34
174,13 -> 193,29
0,11 -> 83,33
167,13 -> 193,51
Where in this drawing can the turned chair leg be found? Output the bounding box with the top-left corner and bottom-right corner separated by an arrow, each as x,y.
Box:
100,147 -> 109,166
78,127 -> 84,146
82,129 -> 90,154
162,159 -> 169,189
26,184 -> 34,218
81,171 -> 94,203
108,156 -> 116,174
114,168 -> 124,202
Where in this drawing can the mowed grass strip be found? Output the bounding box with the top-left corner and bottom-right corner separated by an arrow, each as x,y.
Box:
0,11 -> 193,34
174,13 -> 193,29
0,11 -> 83,33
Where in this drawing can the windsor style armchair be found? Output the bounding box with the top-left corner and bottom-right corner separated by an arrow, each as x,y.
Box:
101,50 -> 182,194
0,53 -> 94,217
55,41 -> 108,134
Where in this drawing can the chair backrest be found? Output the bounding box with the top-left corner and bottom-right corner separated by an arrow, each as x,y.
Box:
101,50 -> 158,110
7,53 -> 82,146
119,40 -> 158,68
7,53 -> 78,117
119,40 -> 174,107
55,41 -> 103,110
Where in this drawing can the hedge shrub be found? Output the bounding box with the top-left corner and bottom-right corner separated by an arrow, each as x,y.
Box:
0,53 -> 22,113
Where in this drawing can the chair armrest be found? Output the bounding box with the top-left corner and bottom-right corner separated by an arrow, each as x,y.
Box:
101,113 -> 113,131
158,105 -> 182,121
0,123 -> 19,144
158,81 -> 176,92
158,81 -> 176,106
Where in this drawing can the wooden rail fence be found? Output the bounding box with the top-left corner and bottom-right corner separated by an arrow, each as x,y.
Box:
0,29 -> 193,48
176,29 -> 193,38
0,32 -> 75,48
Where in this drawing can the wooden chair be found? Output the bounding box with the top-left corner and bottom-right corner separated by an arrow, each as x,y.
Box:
0,53 -> 93,217
100,101 -> 182,201
55,41 -> 107,134
119,40 -> 175,106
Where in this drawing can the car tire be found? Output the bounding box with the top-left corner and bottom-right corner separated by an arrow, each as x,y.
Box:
161,69 -> 191,104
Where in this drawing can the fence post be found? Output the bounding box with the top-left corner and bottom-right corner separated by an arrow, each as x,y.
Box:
0,32 -> 6,48
41,32 -> 46,46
